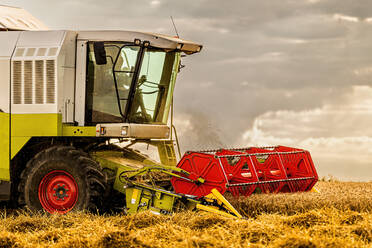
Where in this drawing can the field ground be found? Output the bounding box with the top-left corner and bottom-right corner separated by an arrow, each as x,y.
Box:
0,181 -> 371,248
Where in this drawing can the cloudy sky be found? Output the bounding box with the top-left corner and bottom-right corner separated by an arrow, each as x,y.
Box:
4,0 -> 372,181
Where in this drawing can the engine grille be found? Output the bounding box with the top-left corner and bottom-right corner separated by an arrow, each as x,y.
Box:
12,47 -> 57,105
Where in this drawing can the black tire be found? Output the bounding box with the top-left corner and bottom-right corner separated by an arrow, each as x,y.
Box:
18,146 -> 107,213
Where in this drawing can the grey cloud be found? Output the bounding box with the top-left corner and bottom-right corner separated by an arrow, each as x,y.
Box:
311,0 -> 372,20
264,14 -> 348,40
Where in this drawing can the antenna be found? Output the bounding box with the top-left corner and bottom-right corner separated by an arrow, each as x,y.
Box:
170,16 -> 179,38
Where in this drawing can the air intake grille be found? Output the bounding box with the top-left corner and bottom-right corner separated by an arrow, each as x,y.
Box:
12,61 -> 22,104
23,61 -> 33,104
46,60 -> 56,104
12,59 -> 56,105
35,60 -> 44,104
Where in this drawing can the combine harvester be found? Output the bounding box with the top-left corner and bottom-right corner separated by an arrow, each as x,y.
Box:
0,6 -> 318,217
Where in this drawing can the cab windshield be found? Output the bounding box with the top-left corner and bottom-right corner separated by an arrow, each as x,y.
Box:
85,42 -> 179,125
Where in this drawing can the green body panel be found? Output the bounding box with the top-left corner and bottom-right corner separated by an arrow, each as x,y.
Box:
11,114 -> 62,137
125,187 -> 177,215
153,140 -> 177,167
11,137 -> 30,159
0,113 -> 10,181
93,152 -> 135,172
62,126 -> 96,137
92,151 -> 154,194
10,114 -> 62,160
93,152 -> 134,194
114,166 -> 133,194
10,114 -> 98,160
11,114 -> 96,138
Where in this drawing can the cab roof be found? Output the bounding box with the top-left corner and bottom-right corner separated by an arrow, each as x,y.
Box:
78,31 -> 202,54
0,5 -> 202,54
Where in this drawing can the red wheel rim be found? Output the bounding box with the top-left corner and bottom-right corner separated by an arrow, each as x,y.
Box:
38,170 -> 78,214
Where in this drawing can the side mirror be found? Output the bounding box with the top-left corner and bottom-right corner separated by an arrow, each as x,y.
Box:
93,42 -> 107,65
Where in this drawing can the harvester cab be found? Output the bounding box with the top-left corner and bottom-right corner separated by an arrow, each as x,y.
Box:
0,6 -> 318,217
75,30 -> 201,167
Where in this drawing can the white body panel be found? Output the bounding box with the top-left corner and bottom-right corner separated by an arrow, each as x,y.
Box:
0,31 -> 20,113
96,123 -> 170,139
9,30 -> 77,123
16,30 -> 65,47
74,41 -> 87,126
58,31 -> 77,123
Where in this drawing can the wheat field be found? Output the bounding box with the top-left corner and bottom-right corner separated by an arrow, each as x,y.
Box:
0,181 -> 371,248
